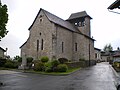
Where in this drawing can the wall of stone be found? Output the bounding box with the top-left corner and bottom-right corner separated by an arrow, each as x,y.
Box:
21,11 -> 54,60
72,32 -> 85,61
56,25 -> 73,60
0,49 -> 4,58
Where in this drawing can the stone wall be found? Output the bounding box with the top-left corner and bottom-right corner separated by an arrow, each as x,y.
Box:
0,49 -> 4,58
56,25 -> 73,60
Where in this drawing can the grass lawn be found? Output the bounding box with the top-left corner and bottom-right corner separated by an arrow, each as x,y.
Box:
24,67 -> 80,75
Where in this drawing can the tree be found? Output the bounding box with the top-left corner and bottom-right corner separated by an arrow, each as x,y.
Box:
13,56 -> 22,62
103,44 -> 113,52
0,1 -> 8,40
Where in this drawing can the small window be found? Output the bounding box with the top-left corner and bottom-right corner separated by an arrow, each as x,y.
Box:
41,39 -> 44,50
75,23 -> 78,26
37,40 -> 39,51
62,42 -> 64,53
40,19 -> 43,22
40,32 -> 41,36
75,43 -> 77,51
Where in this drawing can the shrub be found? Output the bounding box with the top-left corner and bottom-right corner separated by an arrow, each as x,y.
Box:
13,56 -> 22,62
58,58 -> 68,64
0,58 -> 7,67
13,62 -> 19,68
4,60 -> 14,68
41,56 -> 49,63
51,60 -> 60,67
44,62 -> 52,67
45,67 -> 52,72
27,57 -> 33,63
34,62 -> 44,71
57,64 -> 68,72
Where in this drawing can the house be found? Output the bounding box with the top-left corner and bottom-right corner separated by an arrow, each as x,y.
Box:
108,0 -> 120,10
20,8 -> 95,67
0,47 -> 6,58
94,48 -> 101,62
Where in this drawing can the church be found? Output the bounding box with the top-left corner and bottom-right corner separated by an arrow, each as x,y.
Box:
20,8 -> 95,65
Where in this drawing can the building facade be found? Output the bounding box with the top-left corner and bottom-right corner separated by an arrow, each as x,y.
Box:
94,48 -> 101,62
0,47 -> 6,58
20,8 -> 95,66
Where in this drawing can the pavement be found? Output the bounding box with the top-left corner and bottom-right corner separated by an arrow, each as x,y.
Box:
0,62 -> 118,90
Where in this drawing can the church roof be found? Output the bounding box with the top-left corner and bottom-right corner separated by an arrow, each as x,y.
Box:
29,8 -> 78,32
28,8 -> 94,41
67,11 -> 92,21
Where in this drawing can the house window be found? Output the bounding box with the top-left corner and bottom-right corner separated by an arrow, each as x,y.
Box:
75,43 -> 77,51
41,39 -> 44,50
37,40 -> 39,51
62,42 -> 64,53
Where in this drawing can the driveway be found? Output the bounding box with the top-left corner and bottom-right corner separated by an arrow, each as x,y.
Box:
0,62 -> 117,90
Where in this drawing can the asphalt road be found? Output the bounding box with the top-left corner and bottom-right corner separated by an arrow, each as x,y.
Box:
0,62 -> 117,90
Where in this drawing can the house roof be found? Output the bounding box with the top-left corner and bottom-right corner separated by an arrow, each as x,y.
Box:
29,8 -> 79,33
67,11 -> 92,21
108,0 -> 120,9
94,48 -> 101,51
0,47 -> 6,52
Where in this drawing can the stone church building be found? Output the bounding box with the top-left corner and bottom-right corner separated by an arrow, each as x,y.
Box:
20,8 -> 95,65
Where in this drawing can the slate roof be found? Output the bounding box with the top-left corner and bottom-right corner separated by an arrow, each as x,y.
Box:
67,11 -> 92,21
108,0 -> 120,9
29,8 -> 78,32
0,47 -> 6,52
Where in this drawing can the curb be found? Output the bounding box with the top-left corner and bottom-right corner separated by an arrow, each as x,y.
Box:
109,65 -> 119,78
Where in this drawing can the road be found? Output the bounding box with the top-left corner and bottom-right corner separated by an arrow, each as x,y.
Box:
0,62 -> 117,90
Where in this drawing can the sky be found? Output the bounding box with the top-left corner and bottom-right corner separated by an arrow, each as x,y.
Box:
0,0 -> 120,58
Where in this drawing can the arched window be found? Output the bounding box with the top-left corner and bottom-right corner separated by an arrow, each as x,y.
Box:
75,43 -> 77,51
37,40 -> 39,51
41,39 -> 44,50
62,42 -> 64,53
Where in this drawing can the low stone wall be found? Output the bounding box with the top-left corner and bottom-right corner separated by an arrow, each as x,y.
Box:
66,60 -> 96,68
85,60 -> 96,67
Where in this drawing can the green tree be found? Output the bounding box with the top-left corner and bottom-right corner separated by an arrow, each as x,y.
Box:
13,56 -> 22,62
103,44 -> 113,52
0,1 -> 8,40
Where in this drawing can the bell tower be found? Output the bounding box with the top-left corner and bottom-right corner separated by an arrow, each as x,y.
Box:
67,11 -> 92,37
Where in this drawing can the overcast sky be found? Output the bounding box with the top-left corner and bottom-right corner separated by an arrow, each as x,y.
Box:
0,0 -> 120,58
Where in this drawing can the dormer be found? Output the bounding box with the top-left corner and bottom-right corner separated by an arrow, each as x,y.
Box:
67,11 -> 92,37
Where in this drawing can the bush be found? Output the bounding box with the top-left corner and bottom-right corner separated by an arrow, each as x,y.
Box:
57,64 -> 68,72
0,58 -> 7,67
58,58 -> 68,64
51,60 -> 60,67
4,60 -> 14,68
44,62 -> 52,68
34,62 -> 44,71
41,56 -> 49,63
27,57 -> 33,63
45,67 -> 52,72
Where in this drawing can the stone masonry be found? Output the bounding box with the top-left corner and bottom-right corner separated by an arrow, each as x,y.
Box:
20,8 -> 95,67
